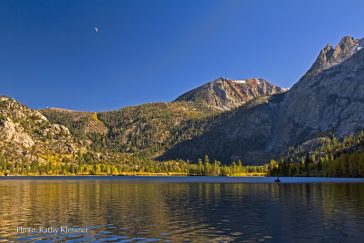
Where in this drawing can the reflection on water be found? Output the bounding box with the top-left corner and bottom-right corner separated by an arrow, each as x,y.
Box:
0,177 -> 364,242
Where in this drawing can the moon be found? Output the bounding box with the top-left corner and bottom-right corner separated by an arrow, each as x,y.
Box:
94,27 -> 99,33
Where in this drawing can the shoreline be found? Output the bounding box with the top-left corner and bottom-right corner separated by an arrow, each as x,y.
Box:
2,174 -> 364,179
1,176 -> 364,185
1,175 -> 364,181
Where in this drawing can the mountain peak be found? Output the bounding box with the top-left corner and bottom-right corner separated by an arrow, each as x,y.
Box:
305,36 -> 363,77
175,77 -> 285,111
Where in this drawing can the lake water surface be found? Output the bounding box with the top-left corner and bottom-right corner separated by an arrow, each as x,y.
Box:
1,176 -> 364,242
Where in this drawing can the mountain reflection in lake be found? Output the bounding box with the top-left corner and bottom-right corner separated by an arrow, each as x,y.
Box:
0,177 -> 364,242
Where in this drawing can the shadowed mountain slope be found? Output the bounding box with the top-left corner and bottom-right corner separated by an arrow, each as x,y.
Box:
161,36 -> 364,164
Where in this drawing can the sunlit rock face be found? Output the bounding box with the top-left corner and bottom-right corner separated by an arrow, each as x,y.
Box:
0,96 -> 82,162
175,77 -> 286,111
304,36 -> 364,77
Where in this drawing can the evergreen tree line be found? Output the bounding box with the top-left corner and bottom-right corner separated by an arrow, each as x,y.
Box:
0,154 -> 266,176
268,131 -> 364,177
268,152 -> 364,177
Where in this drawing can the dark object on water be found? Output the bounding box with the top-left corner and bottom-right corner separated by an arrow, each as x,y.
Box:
274,177 -> 281,183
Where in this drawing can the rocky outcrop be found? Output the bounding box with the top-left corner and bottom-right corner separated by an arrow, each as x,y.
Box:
0,96 -> 83,162
175,78 -> 286,111
0,118 -> 35,148
305,36 -> 364,77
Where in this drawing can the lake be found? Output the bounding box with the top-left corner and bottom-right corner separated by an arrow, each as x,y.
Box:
1,176 -> 364,242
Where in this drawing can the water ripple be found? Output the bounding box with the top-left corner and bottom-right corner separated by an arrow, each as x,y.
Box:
0,179 -> 364,242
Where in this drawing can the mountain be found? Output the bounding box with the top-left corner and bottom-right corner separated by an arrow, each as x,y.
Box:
40,78 -> 283,156
305,36 -> 364,77
41,101 -> 216,155
0,96 -> 83,163
2,35 -> 363,167
161,36 -> 364,164
175,78 -> 286,111
276,36 -> 364,152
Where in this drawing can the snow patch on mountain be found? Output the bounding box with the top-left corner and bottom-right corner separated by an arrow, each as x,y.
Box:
231,80 -> 246,84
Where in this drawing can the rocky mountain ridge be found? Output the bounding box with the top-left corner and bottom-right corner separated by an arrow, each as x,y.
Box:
175,78 -> 286,111
305,36 -> 364,77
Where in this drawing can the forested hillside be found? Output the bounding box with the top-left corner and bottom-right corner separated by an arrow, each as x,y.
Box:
268,131 -> 364,177
42,101 -> 216,156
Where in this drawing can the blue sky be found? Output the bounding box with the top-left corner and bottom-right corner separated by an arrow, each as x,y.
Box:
1,0 -> 364,111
